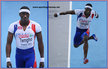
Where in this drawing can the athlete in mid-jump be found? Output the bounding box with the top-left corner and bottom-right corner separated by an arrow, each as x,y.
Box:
54,3 -> 99,64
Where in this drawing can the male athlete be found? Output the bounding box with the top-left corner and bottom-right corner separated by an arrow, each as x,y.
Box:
54,3 -> 99,64
6,6 -> 44,68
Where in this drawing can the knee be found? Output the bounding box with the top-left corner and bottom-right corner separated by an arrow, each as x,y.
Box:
83,35 -> 89,42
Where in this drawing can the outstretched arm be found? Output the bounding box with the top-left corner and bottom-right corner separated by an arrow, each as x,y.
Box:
36,32 -> 44,68
54,10 -> 75,17
6,32 -> 13,68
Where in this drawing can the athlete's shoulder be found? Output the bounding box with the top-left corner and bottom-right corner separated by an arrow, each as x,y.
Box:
91,10 -> 95,14
74,9 -> 84,15
90,10 -> 96,18
9,20 -> 19,26
9,20 -> 19,29
30,20 -> 42,33
30,20 -> 40,25
75,9 -> 84,11
30,20 -> 41,27
8,20 -> 19,33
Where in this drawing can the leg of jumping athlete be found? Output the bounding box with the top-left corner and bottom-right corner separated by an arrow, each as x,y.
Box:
83,35 -> 89,64
74,34 -> 98,48
73,28 -> 98,64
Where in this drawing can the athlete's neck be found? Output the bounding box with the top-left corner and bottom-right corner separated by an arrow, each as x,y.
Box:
20,19 -> 29,26
84,11 -> 90,18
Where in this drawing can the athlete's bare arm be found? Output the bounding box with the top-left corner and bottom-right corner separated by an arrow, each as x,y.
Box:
36,32 -> 44,68
54,10 -> 75,17
6,32 -> 13,68
36,32 -> 44,58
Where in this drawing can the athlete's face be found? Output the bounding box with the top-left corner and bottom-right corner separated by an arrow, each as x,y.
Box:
19,12 -> 29,21
19,12 -> 30,26
85,8 -> 92,16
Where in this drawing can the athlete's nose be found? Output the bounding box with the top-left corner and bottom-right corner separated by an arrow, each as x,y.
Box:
24,15 -> 27,18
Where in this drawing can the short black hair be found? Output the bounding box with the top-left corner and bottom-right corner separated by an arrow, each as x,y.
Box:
20,6 -> 30,10
85,3 -> 92,7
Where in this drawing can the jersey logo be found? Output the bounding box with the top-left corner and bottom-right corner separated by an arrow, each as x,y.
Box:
18,26 -> 22,29
28,26 -> 30,29
82,15 -> 85,17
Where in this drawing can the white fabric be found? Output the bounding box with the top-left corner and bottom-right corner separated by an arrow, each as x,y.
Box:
75,9 -> 95,29
19,9 -> 30,14
40,58 -> 44,62
57,13 -> 60,16
85,6 -> 92,9
8,23 -> 15,33
6,57 -> 11,62
8,20 -> 42,49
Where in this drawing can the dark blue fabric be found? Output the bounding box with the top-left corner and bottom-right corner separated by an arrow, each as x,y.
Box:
74,27 -> 88,45
16,47 -> 34,55
14,24 -> 17,35
77,13 -> 82,20
16,47 -> 35,68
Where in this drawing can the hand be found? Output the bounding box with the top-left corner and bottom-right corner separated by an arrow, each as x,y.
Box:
39,62 -> 44,68
54,13 -> 58,17
7,62 -> 12,68
96,14 -> 99,18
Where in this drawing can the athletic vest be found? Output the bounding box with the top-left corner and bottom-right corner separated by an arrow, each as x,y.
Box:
75,9 -> 95,29
8,20 -> 42,49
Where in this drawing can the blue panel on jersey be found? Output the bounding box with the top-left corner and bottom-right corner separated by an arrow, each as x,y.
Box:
77,13 -> 82,20
14,24 -> 17,35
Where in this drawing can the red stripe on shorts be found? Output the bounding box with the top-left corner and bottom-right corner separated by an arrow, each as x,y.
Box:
86,29 -> 90,36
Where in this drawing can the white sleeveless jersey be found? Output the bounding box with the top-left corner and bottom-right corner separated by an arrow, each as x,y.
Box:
75,9 -> 95,29
8,20 -> 42,49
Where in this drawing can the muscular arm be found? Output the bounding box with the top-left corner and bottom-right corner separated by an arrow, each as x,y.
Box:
54,10 -> 75,17
36,32 -> 44,68
6,32 -> 13,57
36,32 -> 44,58
60,10 -> 75,15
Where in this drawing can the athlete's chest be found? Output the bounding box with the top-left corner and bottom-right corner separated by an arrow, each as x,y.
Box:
15,25 -> 35,38
78,15 -> 92,23
77,12 -> 94,24
78,18 -> 92,25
